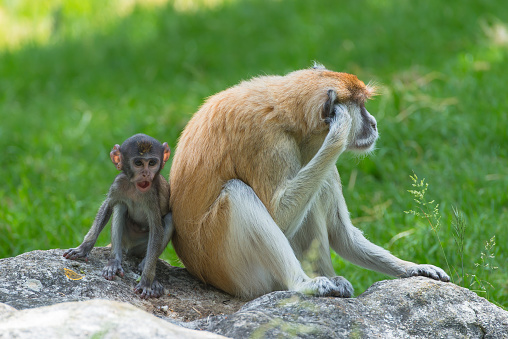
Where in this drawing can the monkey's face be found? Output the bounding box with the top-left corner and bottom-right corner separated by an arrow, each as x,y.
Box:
129,157 -> 160,193
320,83 -> 378,153
112,134 -> 171,193
346,101 -> 378,152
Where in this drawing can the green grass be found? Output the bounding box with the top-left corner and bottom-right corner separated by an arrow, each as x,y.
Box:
1,0 -> 507,307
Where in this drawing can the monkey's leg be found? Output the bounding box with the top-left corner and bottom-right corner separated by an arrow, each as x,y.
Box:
289,196 -> 354,297
103,204 -> 127,280
220,179 -> 351,299
134,213 -> 165,299
63,200 -> 112,261
137,212 -> 174,273
289,203 -> 335,277
325,171 -> 450,282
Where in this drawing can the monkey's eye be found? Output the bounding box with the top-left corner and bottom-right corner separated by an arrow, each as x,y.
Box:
149,160 -> 157,166
134,160 -> 143,167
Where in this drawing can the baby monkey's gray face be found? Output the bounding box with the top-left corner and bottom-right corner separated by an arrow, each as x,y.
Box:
129,156 -> 161,192
110,133 -> 171,193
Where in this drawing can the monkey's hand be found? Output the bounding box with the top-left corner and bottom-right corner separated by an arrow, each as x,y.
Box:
134,279 -> 164,299
404,264 -> 450,282
62,244 -> 93,261
102,259 -> 125,280
325,103 -> 351,126
325,104 -> 352,149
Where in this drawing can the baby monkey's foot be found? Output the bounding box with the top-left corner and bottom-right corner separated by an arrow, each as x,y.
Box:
102,259 -> 124,280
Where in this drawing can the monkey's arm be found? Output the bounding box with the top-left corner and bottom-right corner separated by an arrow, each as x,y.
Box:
272,110 -> 351,238
332,211 -> 450,281
327,179 -> 450,282
137,212 -> 174,273
63,199 -> 112,260
103,203 -> 127,280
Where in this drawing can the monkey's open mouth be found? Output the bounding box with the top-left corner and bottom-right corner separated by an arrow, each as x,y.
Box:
136,181 -> 151,192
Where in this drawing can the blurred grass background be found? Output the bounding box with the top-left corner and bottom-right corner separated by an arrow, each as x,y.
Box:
0,0 -> 506,306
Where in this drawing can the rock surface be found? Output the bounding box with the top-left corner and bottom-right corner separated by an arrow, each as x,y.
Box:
0,299 -> 225,339
1,249 -> 507,338
187,278 -> 508,338
0,248 -> 245,323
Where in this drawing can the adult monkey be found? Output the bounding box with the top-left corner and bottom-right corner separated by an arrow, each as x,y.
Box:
170,65 -> 449,299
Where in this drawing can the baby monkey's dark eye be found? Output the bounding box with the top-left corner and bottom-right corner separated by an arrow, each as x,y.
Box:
149,160 -> 157,166
134,160 -> 143,167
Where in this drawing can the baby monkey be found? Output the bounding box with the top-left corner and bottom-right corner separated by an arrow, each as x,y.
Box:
63,134 -> 173,299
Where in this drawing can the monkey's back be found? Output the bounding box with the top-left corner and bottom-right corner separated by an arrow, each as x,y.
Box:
171,77 -> 280,222
171,71 -> 312,223
170,75 -> 299,281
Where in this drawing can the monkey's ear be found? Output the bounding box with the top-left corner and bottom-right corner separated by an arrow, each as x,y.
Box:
322,89 -> 337,123
161,142 -> 171,169
110,144 -> 123,171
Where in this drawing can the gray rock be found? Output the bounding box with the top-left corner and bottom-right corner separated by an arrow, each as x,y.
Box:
0,299 -> 225,339
1,249 -> 507,338
187,277 -> 508,338
0,248 -> 245,323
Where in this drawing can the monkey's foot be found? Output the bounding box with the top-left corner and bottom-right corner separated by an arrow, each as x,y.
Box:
102,259 -> 124,280
296,276 -> 353,298
404,264 -> 450,282
62,247 -> 90,261
134,279 -> 164,299
330,276 -> 354,297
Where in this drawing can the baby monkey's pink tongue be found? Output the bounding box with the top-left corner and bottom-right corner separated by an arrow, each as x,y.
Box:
138,181 -> 150,189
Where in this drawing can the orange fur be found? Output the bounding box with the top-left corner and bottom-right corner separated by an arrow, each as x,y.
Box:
169,67 -> 371,293
170,67 -> 451,296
